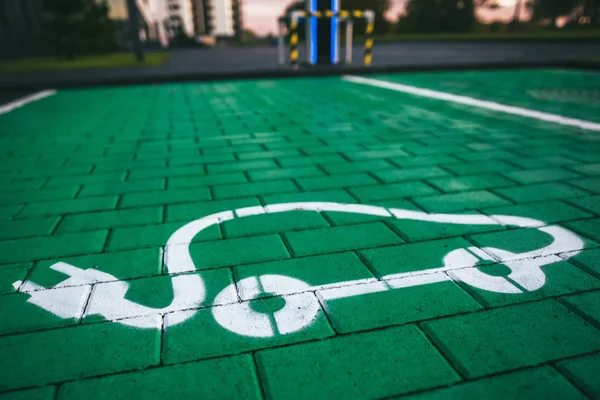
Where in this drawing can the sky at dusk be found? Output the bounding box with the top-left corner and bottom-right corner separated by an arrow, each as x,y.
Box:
109,0 -> 522,36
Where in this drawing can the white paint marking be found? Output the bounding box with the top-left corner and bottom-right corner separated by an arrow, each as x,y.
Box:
14,202 -> 585,335
0,90 -> 56,116
236,206 -> 265,217
342,75 -> 600,132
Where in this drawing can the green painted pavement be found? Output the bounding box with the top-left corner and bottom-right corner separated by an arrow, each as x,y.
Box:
58,355 -> 261,400
556,353 -> 600,399
256,325 -> 459,400
404,367 -> 585,400
1,69 -> 600,397
422,300 -> 600,378
375,69 -> 600,123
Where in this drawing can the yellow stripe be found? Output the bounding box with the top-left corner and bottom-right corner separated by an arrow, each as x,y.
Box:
325,10 -> 334,17
365,38 -> 373,49
290,21 -> 298,29
366,23 -> 374,34
290,34 -> 298,45
314,11 -> 322,17
353,10 -> 363,17
364,54 -> 372,65
340,10 -> 349,18
290,50 -> 298,61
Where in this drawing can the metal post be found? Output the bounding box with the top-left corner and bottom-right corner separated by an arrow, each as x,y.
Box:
126,0 -> 144,62
364,10 -> 375,67
278,18 -> 285,66
345,19 -> 353,64
290,11 -> 302,70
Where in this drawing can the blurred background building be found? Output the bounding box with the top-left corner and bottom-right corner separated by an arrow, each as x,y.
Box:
137,0 -> 244,43
0,0 -> 245,60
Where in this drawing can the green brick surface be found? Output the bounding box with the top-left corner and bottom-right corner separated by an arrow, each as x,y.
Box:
256,325 -> 459,400
168,172 -> 247,188
568,177 -> 600,194
57,207 -> 162,233
234,252 -> 374,296
0,230 -> 108,264
284,222 -> 403,257
108,221 -> 220,251
561,290 -> 600,327
461,259 -> 600,307
17,196 -> 118,218
360,237 -> 475,277
566,194 -> 600,215
469,226 -> 597,258
321,160 -> 394,174
0,291 -> 80,335
427,173 -> 515,193
556,353 -> 600,399
344,149 -> 409,160
0,320 -> 160,391
29,247 -> 162,287
373,166 -> 450,183
442,160 -> 517,175
166,197 -> 259,223
0,217 -> 59,240
413,190 -> 510,212
323,280 -> 482,333
57,355 -> 261,400
248,166 -> 323,181
423,300 -> 600,378
0,387 -> 56,400
224,210 -> 329,238
3,70 -> 600,397
188,234 -> 289,270
0,263 -> 31,294
127,165 -> 204,180
296,173 -> 378,191
0,187 -> 78,207
563,218 -> 600,242
163,293 -> 333,364
482,200 -> 593,226
120,188 -> 210,208
495,182 -> 589,203
207,159 -> 277,173
502,167 -> 582,184
45,172 -> 125,188
405,367 -> 585,400
349,181 -> 438,202
564,247 -> 600,277
278,154 -> 346,167
213,180 -> 298,199
389,154 -> 458,168
569,162 -> 600,176
0,205 -> 21,220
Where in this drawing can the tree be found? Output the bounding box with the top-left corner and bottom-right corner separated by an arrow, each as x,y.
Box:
400,0 -> 477,33
41,0 -> 117,59
528,0 -> 580,26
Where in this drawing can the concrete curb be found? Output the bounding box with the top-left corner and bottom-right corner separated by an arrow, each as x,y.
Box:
0,61 -> 597,90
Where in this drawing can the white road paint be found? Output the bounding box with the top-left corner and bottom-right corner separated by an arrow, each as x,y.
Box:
14,202 -> 585,335
0,90 -> 56,116
342,75 -> 600,132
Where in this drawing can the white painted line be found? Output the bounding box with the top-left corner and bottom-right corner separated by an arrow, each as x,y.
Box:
0,90 -> 56,116
342,75 -> 600,132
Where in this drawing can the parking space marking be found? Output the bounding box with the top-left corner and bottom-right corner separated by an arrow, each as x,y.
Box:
343,75 -> 600,131
0,90 -> 56,116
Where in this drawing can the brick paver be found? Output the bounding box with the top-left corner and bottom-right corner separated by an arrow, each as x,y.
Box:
1,69 -> 600,398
